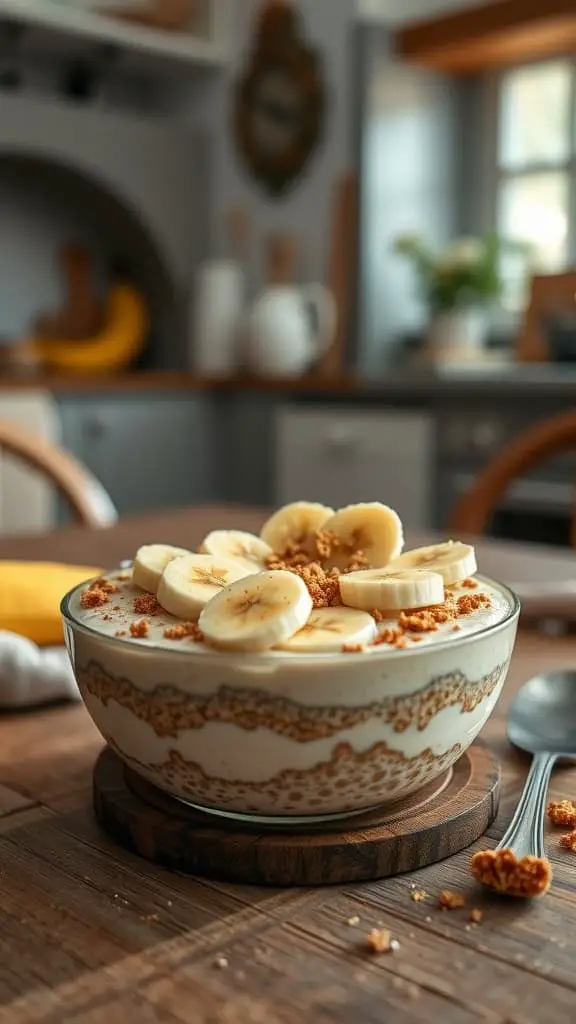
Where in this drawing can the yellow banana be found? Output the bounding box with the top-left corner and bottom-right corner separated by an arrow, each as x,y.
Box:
31,284 -> 147,373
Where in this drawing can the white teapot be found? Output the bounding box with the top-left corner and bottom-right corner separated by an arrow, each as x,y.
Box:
245,235 -> 337,377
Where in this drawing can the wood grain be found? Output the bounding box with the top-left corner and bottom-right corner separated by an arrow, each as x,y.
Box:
395,0 -> 576,75
1,509 -> 576,1019
93,745 -> 499,886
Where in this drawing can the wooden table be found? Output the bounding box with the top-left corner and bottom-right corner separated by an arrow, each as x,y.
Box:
1,507 -> 576,1024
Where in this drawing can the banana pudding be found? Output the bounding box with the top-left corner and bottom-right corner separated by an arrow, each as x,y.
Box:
62,501 -> 519,821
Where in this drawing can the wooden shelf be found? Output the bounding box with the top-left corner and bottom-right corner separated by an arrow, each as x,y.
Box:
0,0 -> 229,70
395,0 -> 576,75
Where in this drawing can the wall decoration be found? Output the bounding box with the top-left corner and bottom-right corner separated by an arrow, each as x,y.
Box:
232,0 -> 327,198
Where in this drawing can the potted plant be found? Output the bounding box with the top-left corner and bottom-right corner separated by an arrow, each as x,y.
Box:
393,233 -> 522,360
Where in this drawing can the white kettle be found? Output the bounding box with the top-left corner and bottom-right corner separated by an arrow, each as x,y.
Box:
245,234 -> 337,377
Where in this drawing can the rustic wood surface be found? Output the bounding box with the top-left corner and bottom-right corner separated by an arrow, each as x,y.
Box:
94,744 -> 500,887
1,507 -> 576,1022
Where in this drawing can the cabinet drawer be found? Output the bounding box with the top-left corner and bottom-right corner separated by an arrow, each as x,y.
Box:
276,407 -> 433,530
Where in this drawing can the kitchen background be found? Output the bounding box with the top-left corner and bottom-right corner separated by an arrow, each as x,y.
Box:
0,0 -> 575,547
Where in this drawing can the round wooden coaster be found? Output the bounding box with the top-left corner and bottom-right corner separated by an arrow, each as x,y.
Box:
93,743 -> 500,886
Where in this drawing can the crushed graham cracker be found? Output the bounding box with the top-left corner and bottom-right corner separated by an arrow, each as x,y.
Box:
267,560 -> 342,608
133,594 -> 160,616
470,848 -> 552,897
559,830 -> 576,852
130,619 -> 150,639
438,890 -> 466,910
88,577 -> 119,594
462,578 -> 478,589
366,928 -> 392,954
342,643 -> 365,654
163,622 -> 204,642
371,627 -> 406,649
115,630 -> 127,638
410,890 -> 428,902
469,908 -> 483,924
81,588 -> 109,609
547,799 -> 576,828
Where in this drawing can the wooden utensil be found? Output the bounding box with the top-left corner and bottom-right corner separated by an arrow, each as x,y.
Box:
316,172 -> 357,377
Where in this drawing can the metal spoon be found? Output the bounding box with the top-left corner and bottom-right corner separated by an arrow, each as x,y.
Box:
493,671 -> 576,864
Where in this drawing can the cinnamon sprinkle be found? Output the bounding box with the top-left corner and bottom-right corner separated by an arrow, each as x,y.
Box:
133,594 -> 160,616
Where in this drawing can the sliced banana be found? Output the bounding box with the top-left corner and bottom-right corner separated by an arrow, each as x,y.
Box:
339,567 -> 444,612
157,554 -> 250,621
277,606 -> 377,653
199,570 -> 313,652
321,502 -> 404,571
387,541 -> 476,586
199,529 -> 273,574
260,501 -> 334,555
132,544 -> 193,594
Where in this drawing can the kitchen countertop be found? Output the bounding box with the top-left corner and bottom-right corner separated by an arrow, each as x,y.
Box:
0,366 -> 575,400
2,508 -> 576,1021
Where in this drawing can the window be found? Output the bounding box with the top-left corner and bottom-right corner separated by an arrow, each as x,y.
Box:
494,59 -> 576,310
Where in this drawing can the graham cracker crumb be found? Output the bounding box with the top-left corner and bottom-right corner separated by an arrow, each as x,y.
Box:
133,594 -> 160,616
366,928 -> 392,954
342,643 -> 365,654
81,588 -> 109,609
469,908 -> 483,924
347,915 -> 360,926
410,889 -> 428,902
281,561 -> 342,608
470,848 -> 551,896
164,622 -> 204,642
115,630 -> 127,637
88,577 -> 118,594
438,889 -> 466,910
115,574 -> 131,582
559,830 -> 576,852
130,619 -> 150,639
547,799 -> 576,828
457,592 -> 491,615
462,578 -> 478,588
371,627 -> 405,649
371,608 -> 384,623
452,624 -> 461,631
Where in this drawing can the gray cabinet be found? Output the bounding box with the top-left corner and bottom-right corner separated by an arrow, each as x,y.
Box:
57,393 -> 216,518
276,406 -> 434,530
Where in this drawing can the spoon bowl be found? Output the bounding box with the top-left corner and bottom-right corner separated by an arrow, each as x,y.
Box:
507,669 -> 576,757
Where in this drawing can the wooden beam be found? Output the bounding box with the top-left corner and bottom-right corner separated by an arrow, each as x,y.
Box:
395,0 -> 576,75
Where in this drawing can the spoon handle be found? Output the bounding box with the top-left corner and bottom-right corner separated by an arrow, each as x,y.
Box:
497,751 -> 557,860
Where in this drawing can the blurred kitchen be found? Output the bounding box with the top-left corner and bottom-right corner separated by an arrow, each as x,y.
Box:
0,0 -> 575,547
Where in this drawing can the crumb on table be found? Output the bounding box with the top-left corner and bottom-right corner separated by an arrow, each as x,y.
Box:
438,889 -> 466,910
547,799 -> 576,828
469,908 -> 483,924
410,890 -> 428,902
366,928 -> 398,954
470,848 -> 552,897
559,830 -> 576,852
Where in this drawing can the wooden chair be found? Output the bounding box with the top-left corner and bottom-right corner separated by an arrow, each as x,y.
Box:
0,419 -> 117,530
450,410 -> 576,547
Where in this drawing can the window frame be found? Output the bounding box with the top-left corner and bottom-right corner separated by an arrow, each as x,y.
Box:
484,55 -> 576,283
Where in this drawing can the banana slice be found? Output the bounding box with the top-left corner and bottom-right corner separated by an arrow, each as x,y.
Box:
198,570 -> 313,652
132,544 -> 193,594
278,606 -> 377,653
339,567 -> 444,612
199,529 -> 273,574
260,501 -> 334,555
387,541 -> 476,586
157,554 -> 250,621
321,502 -> 404,571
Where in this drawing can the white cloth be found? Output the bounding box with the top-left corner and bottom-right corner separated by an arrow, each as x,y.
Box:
0,631 -> 80,708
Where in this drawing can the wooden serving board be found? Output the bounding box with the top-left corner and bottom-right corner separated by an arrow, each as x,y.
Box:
93,744 -> 500,886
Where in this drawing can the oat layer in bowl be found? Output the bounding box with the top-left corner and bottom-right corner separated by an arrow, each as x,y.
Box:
61,569 -> 519,823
